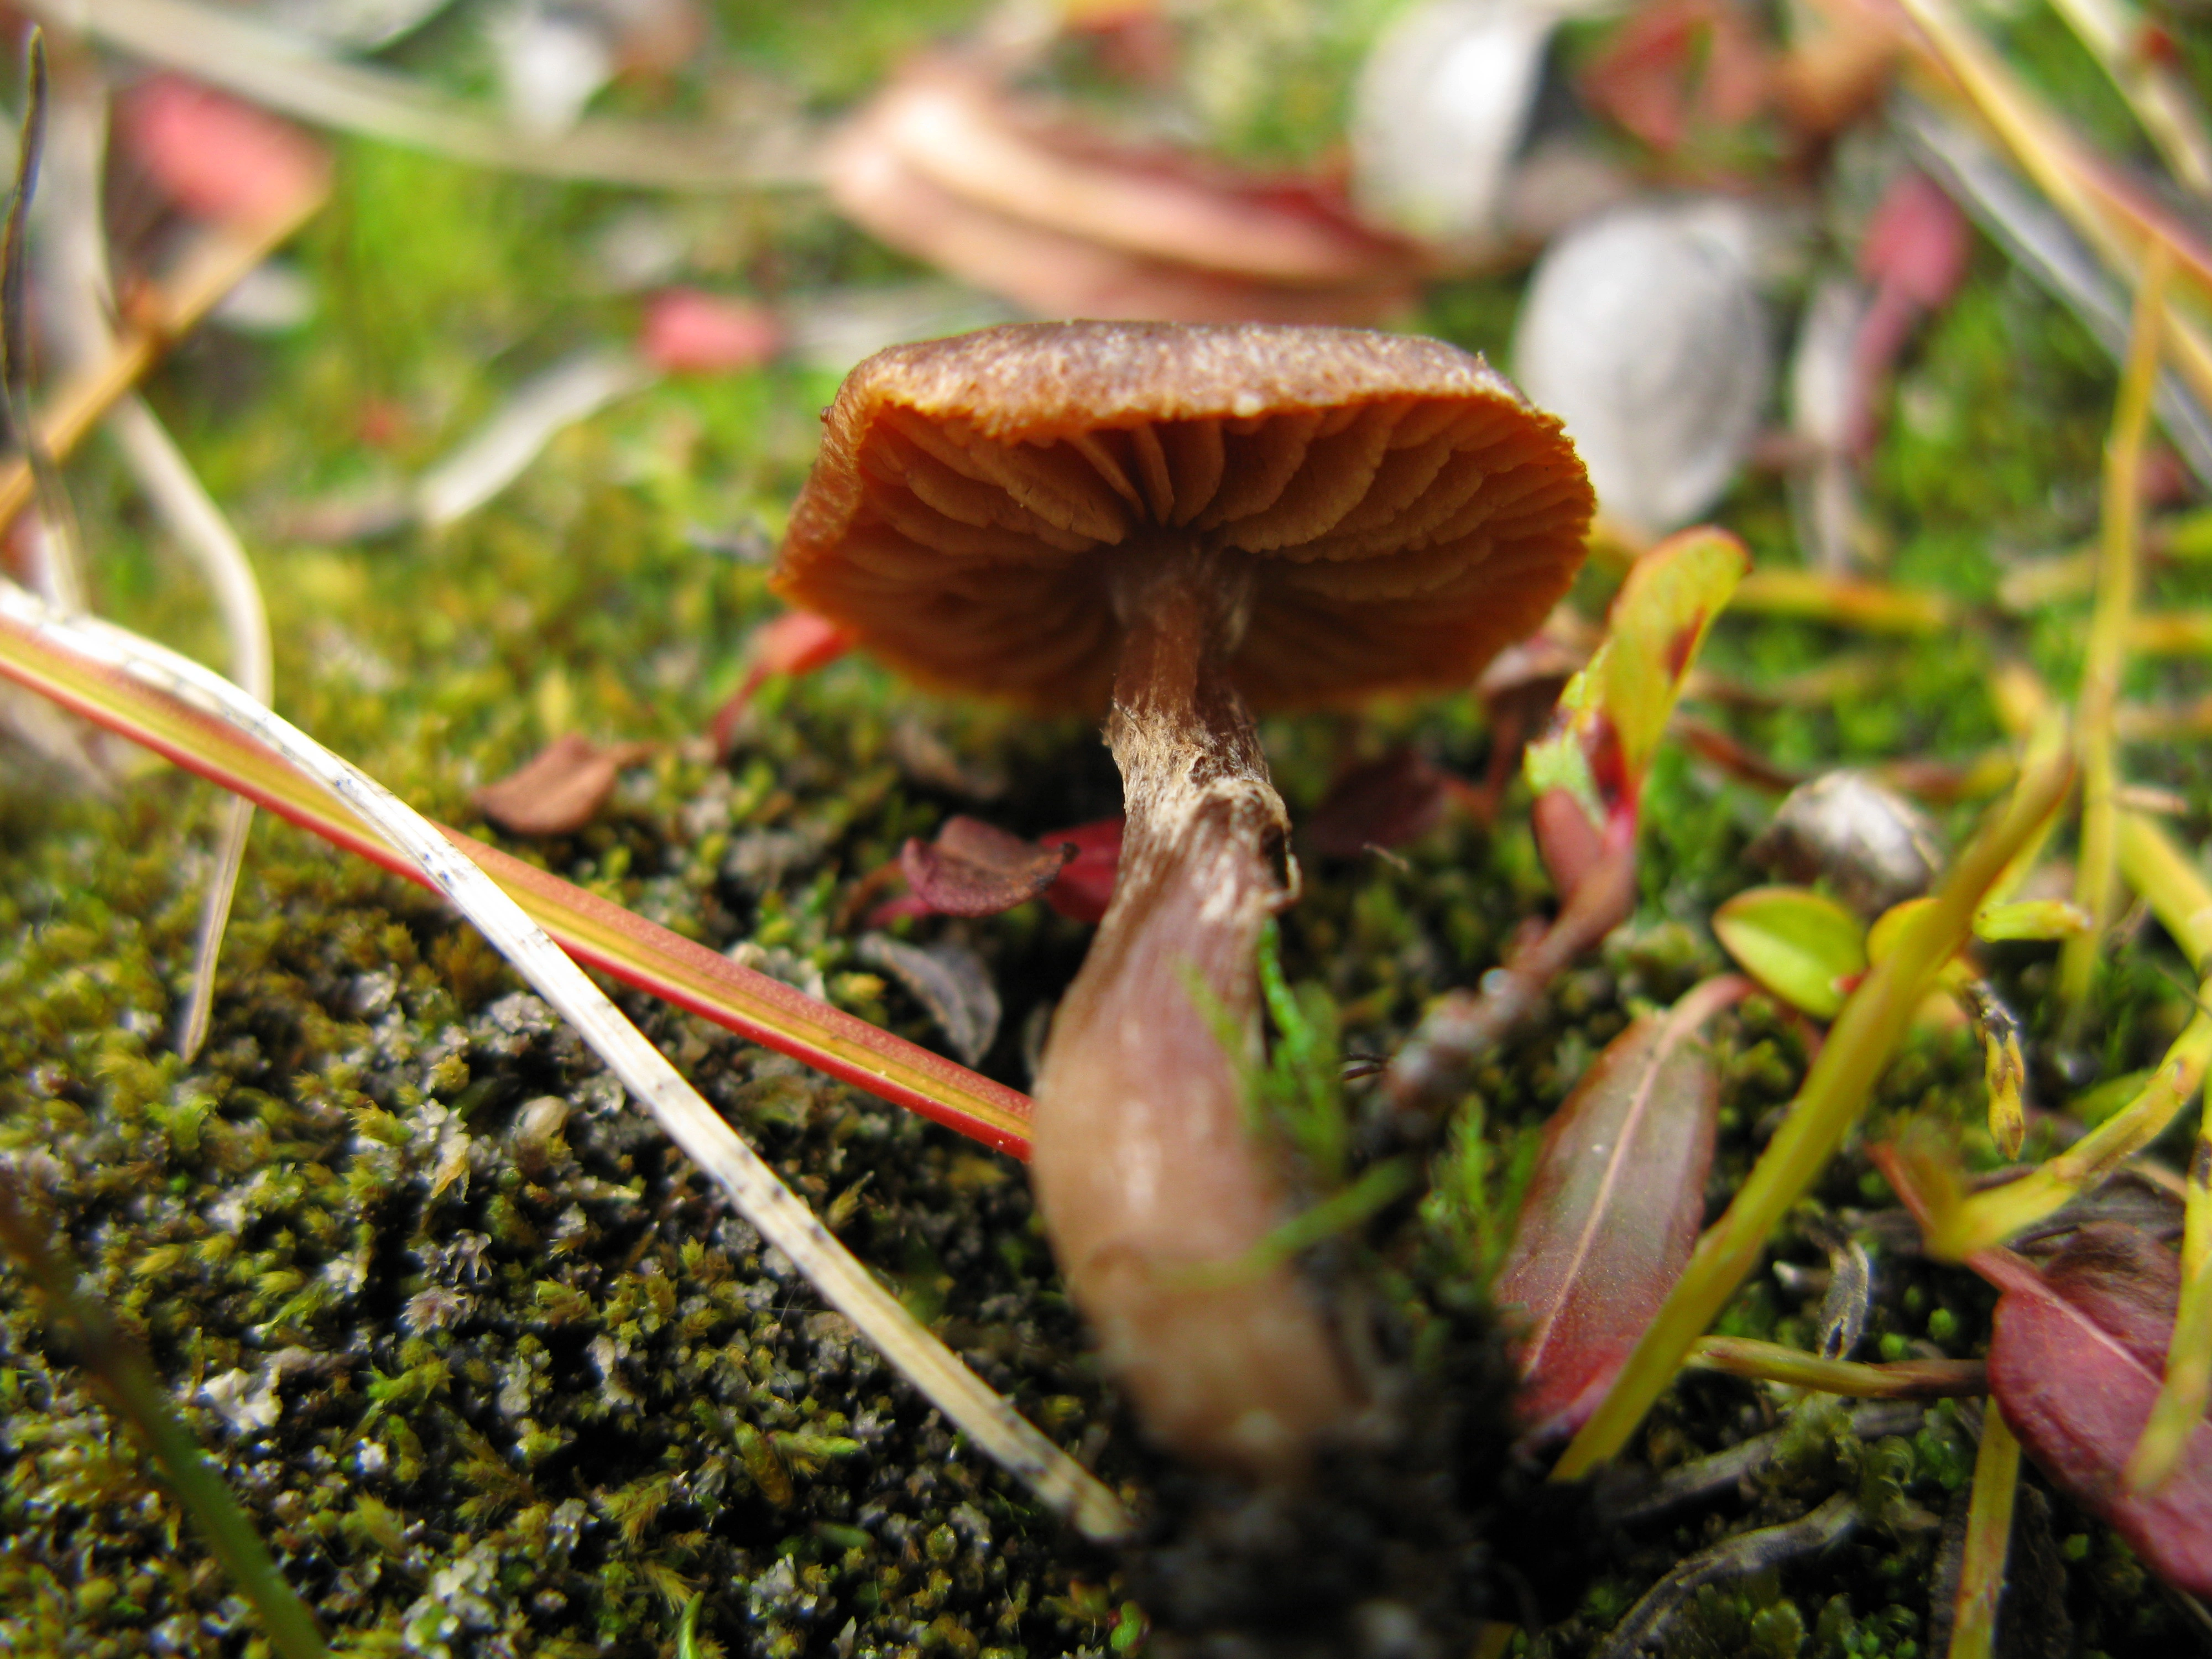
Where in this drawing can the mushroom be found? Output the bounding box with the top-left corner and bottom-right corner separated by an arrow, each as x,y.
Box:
775,321 -> 1592,1480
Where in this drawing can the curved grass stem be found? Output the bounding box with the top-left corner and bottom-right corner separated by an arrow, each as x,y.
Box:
2062,242 -> 2169,1023
0,579 -> 1124,1542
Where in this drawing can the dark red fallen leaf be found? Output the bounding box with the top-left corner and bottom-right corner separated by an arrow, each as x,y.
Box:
1973,1229 -> 2212,1597
117,75 -> 332,227
899,817 -> 1080,919
1040,817 -> 1123,924
1493,974 -> 1746,1443
640,289 -> 782,374
1303,747 -> 1477,859
474,734 -> 654,836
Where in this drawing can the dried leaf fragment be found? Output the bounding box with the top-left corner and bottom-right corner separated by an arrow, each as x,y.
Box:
1302,745 -> 1474,859
473,733 -> 653,836
856,933 -> 1003,1067
900,816 -> 1079,917
117,73 -> 332,228
826,55 -> 1427,324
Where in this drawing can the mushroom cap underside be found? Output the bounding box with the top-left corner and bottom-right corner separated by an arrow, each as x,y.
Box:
774,321 -> 1594,712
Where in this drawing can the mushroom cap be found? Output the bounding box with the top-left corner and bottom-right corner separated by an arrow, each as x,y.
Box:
774,320 -> 1594,712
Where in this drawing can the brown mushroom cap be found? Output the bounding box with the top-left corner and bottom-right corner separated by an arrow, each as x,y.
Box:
774,320 -> 1594,711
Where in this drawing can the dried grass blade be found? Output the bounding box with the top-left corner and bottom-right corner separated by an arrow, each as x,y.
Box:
2044,0 -> 2212,194
2063,243 -> 2169,1021
0,601 -> 1036,1155
1686,1336 -> 1985,1399
23,0 -> 818,190
0,180 -> 327,530
0,582 -> 1121,1538
1888,0 -> 2212,411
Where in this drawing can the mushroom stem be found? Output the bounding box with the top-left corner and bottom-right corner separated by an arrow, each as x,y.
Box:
1030,547 -> 1360,1480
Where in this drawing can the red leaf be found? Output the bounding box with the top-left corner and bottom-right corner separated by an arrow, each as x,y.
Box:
1975,1230 -> 2212,1597
1494,976 -> 1743,1442
1859,169 -> 1971,313
473,734 -> 654,836
708,612 -> 854,754
1303,747 -> 1474,859
1041,818 -> 1123,924
117,75 -> 331,227
899,817 -> 1080,918
640,289 -> 782,374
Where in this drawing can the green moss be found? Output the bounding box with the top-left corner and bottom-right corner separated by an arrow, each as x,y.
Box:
6,28 -> 2207,1653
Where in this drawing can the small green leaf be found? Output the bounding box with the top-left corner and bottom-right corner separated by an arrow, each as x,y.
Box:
1594,527 -> 1751,784
1713,886 -> 1869,1019
1524,526 -> 1749,825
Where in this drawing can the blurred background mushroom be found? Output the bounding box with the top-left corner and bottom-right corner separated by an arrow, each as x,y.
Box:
1513,196 -> 1778,545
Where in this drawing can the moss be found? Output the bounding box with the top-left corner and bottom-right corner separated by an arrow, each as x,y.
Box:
5,28 -> 2209,1657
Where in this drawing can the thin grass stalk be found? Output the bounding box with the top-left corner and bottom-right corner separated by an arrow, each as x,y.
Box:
1686,1337 -> 1986,1399
1948,1400 -> 2021,1659
0,191 -> 327,528
0,602 -> 1036,1154
0,1166 -> 330,1659
1552,731 -> 2074,1480
1939,810 -> 2212,1254
0,578 -> 1126,1540
42,65 -> 277,1061
2120,811 -> 2212,1491
1890,0 -> 2212,411
2044,0 -> 2212,194
2063,243 -> 2171,1021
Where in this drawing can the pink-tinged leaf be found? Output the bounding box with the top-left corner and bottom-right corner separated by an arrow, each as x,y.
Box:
1524,527 -> 1749,836
1859,169 -> 1971,312
639,289 -> 783,374
117,75 -> 332,227
473,734 -> 654,836
824,54 -> 1425,325
1975,1229 -> 2212,1597
1579,0 -> 1773,154
708,612 -> 854,753
1303,747 -> 1475,859
1494,975 -> 1746,1442
899,817 -> 1080,918
1040,818 -> 1123,924
1847,169 -> 1969,452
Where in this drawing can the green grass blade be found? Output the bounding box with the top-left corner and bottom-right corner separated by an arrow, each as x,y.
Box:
1552,730 -> 2073,1479
0,1169 -> 329,1659
1948,1400 -> 2021,1659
